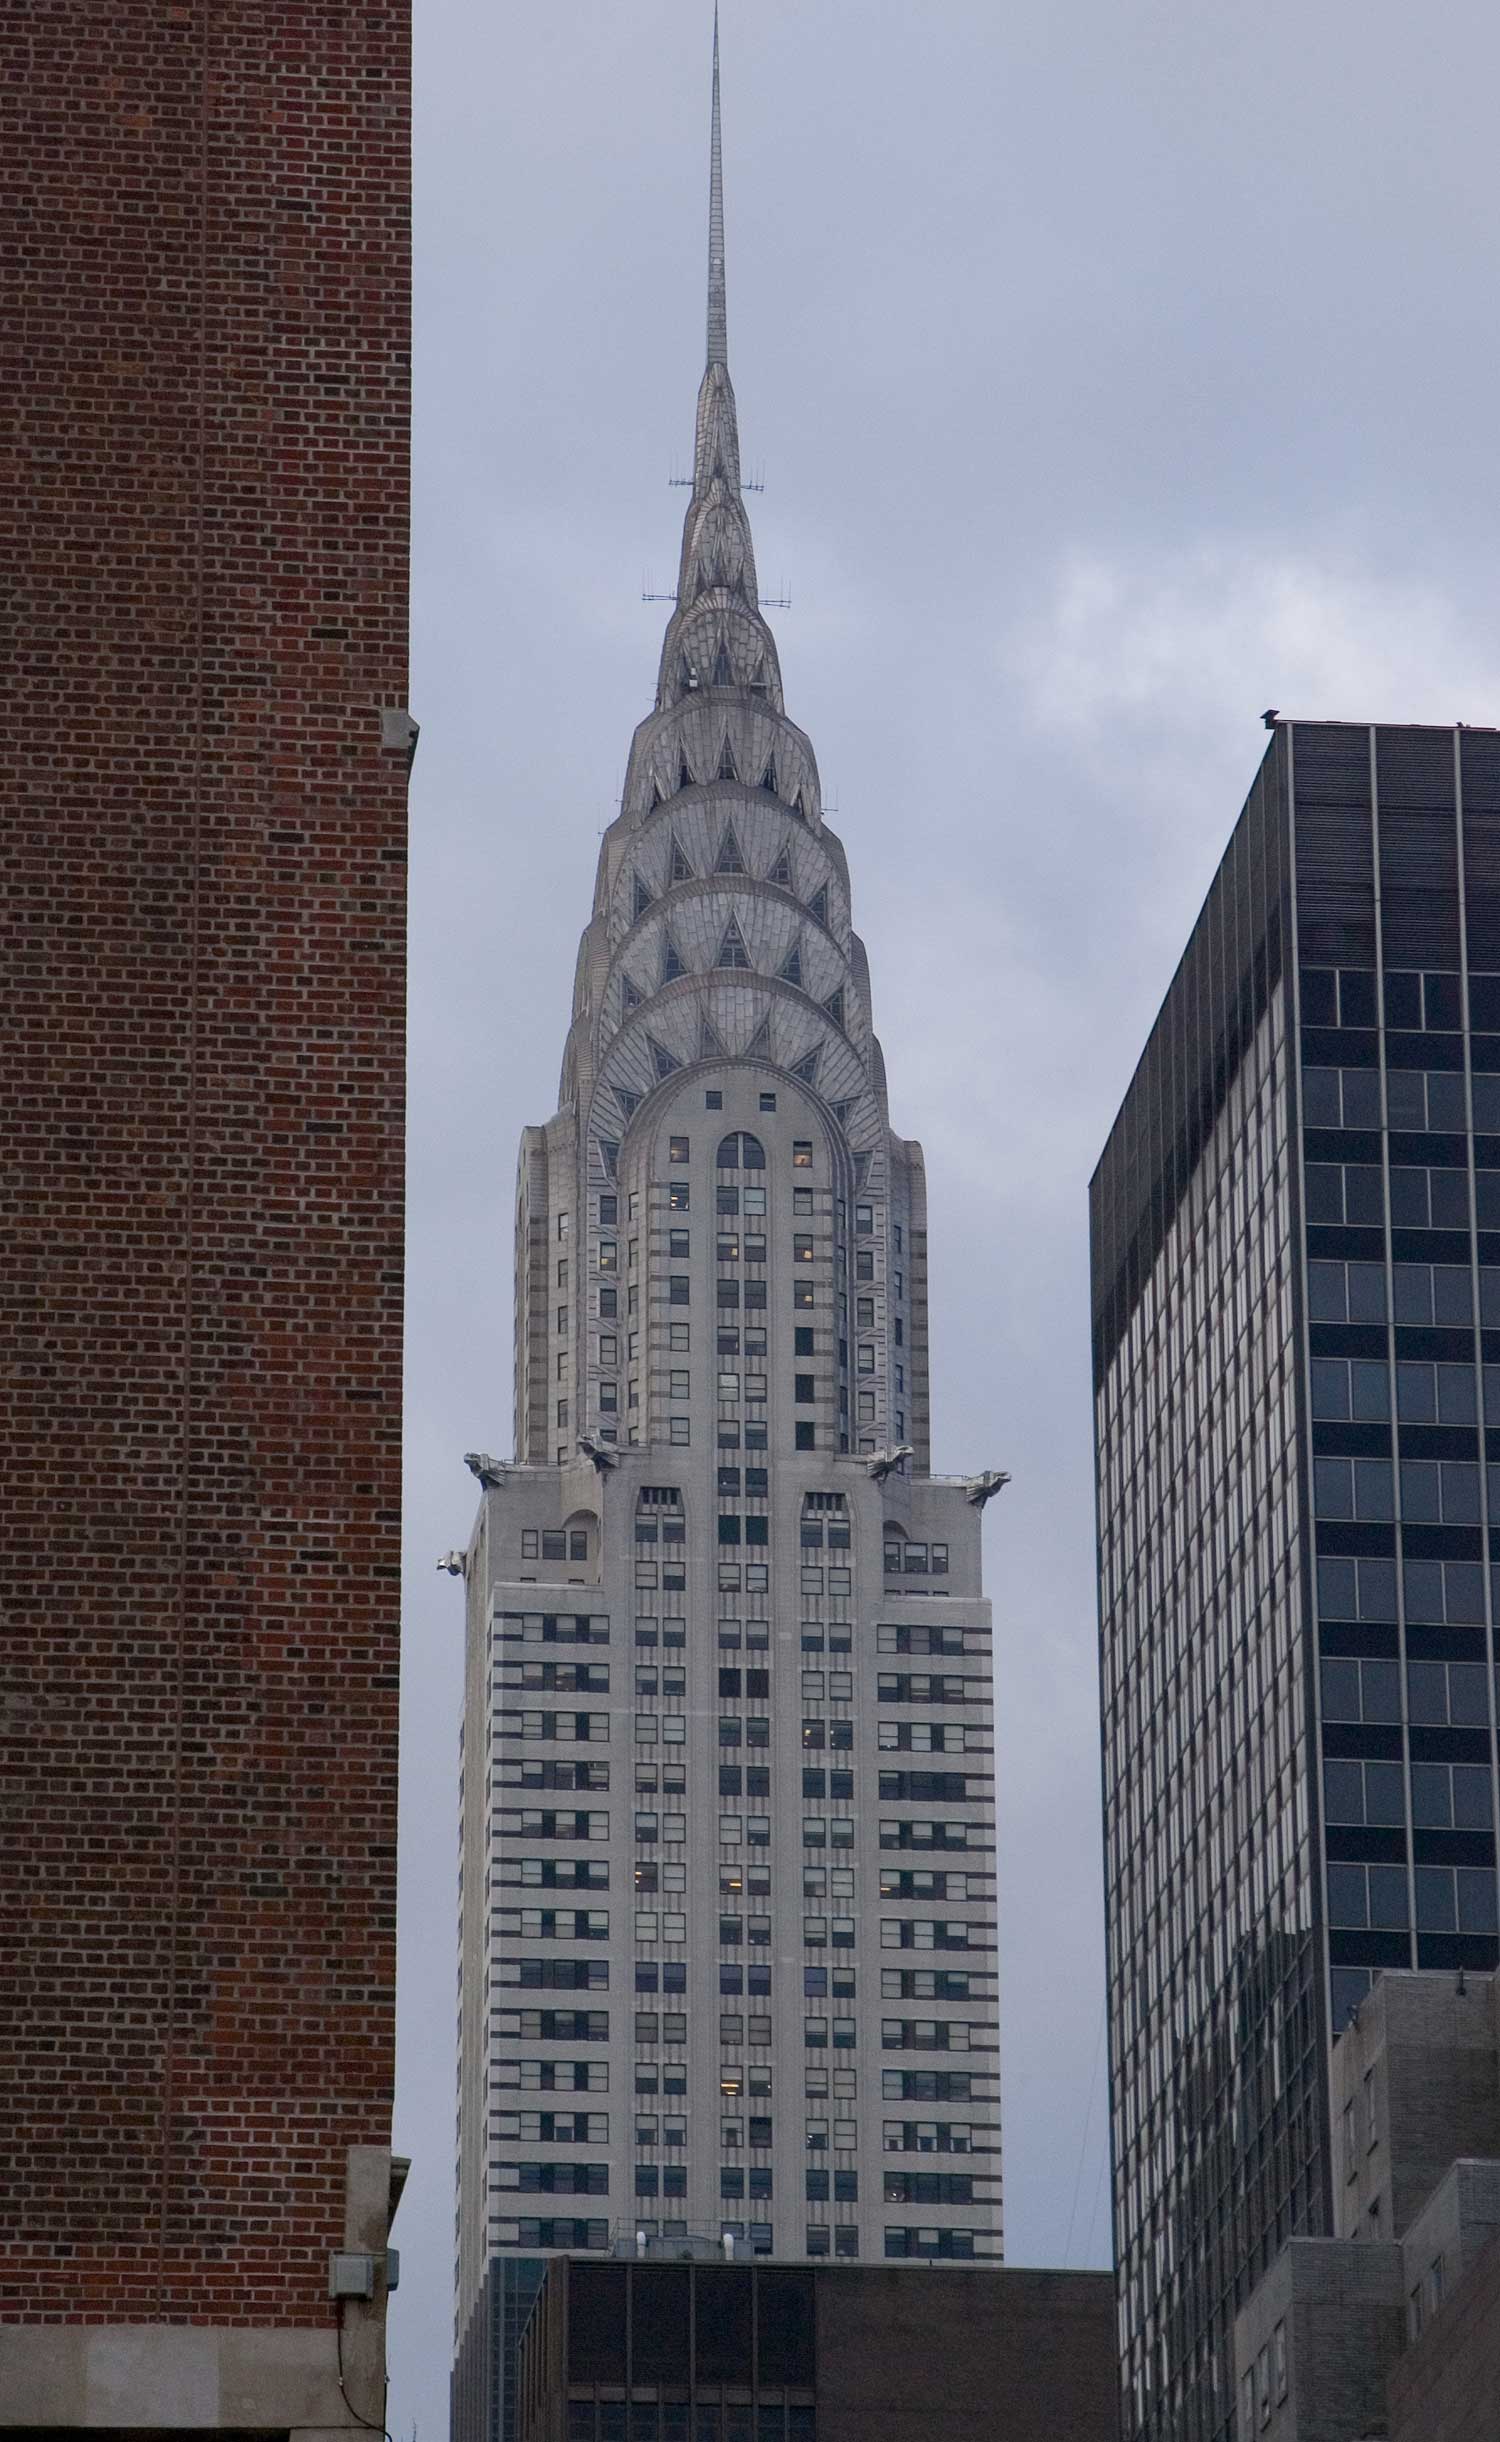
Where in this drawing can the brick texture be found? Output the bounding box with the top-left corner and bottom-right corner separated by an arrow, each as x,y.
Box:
1387,2232 -> 1500,2442
1,1 -> 409,2325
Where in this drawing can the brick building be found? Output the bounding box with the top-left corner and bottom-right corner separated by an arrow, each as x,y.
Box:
1,4 -> 411,2429
1235,1971 -> 1500,2440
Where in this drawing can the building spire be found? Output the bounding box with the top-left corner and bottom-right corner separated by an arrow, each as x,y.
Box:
654,0 -> 779,704
707,4 -> 727,367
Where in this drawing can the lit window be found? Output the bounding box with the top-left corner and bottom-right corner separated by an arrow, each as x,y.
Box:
793,1142 -> 813,1168
670,1136 -> 690,1163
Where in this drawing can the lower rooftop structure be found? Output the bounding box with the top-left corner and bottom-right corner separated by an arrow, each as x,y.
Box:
515,2253 -> 1120,2442
1234,1969 -> 1500,2439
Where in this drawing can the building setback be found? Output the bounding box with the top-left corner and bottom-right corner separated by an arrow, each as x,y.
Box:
1092,722 -> 1500,2442
517,2254 -> 1119,2442
1,3 -> 410,2427
453,29 -> 1004,2442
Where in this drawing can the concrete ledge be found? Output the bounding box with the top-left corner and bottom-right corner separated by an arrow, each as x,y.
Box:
0,2322 -> 351,2431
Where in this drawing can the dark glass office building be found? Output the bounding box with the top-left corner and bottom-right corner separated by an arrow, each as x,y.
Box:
1091,722 -> 1500,2442
515,2253 -> 1119,2442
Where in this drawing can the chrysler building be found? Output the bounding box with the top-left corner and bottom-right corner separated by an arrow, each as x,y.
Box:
453,25 -> 1003,2434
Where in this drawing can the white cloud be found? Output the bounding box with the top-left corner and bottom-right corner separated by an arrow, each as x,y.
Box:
1009,542 -> 1498,758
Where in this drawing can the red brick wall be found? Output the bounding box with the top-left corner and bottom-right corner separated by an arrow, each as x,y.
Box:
1,1 -> 409,2324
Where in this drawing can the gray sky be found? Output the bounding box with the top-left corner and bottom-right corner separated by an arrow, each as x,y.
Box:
394,0 -> 1500,2428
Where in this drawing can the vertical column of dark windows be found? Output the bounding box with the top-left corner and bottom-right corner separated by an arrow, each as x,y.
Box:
1460,740 -> 1500,1927
713,1129 -> 774,2204
832,1189 -> 850,1452
1382,795 -> 1499,1968
1445,774 -> 1500,1968
791,1139 -> 819,1451
1302,956 -> 1414,2012
1366,749 -> 1480,1969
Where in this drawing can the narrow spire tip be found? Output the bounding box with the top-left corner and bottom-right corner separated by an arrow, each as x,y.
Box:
707,5 -> 727,367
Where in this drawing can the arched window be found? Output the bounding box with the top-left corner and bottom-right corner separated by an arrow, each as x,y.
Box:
716,1131 -> 766,1171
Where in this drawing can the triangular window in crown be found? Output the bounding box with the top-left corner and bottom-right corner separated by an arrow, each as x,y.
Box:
808,883 -> 829,928
791,1047 -> 821,1086
767,843 -> 794,889
717,917 -> 751,971
633,874 -> 654,919
761,756 -> 780,799
822,987 -> 846,1030
750,658 -> 770,698
650,773 -> 665,809
777,940 -> 803,988
679,752 -> 695,791
717,734 -> 738,783
854,1152 -> 872,1190
596,1137 -> 620,1178
661,934 -> 686,985
648,1036 -> 681,1080
679,657 -> 697,697
832,1100 -> 851,1127
744,1015 -> 772,1060
669,834 -> 694,883
615,1086 -> 643,1121
621,973 -> 644,1012
715,822 -> 745,876
797,786 -> 814,824
699,1011 -> 728,1060
713,643 -> 734,689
